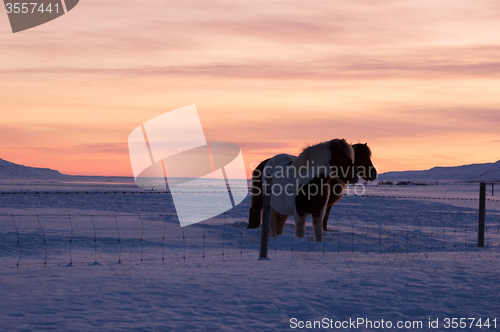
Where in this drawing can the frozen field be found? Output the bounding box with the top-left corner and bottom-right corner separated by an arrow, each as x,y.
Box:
0,178 -> 499,331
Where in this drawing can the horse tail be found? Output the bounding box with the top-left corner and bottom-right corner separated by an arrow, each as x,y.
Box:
248,158 -> 270,229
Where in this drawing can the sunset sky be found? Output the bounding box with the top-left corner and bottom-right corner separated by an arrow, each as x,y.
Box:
1,0 -> 499,177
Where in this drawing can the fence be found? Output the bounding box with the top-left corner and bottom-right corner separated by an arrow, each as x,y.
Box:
258,182 -> 498,258
0,183 -> 499,267
0,210 -> 498,268
0,212 -> 259,268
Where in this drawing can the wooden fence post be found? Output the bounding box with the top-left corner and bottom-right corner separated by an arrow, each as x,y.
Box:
259,170 -> 272,259
478,182 -> 486,248
492,183 -> 495,196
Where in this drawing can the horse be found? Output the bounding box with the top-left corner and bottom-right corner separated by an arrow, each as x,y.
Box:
248,142 -> 376,241
247,139 -> 357,242
321,143 -> 377,231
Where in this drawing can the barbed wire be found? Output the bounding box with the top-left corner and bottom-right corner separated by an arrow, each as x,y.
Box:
0,251 -> 256,269
0,212 -> 260,268
0,190 -> 499,202
1,210 -> 498,269
0,190 -> 249,195
344,194 -> 500,203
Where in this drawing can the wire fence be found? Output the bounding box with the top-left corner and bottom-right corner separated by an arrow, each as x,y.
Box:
1,190 -> 499,203
0,207 -> 499,268
270,211 -> 500,257
0,212 -> 259,268
346,194 -> 500,203
1,181 -> 500,268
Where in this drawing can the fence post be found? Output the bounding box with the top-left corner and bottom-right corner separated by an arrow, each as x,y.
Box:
478,182 -> 486,248
259,170 -> 272,259
492,183 -> 495,196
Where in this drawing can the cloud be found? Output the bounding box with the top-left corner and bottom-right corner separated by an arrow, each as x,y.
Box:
2,0 -> 500,82
2,44 -> 500,81
205,106 -> 500,144
1,0 -> 500,176
2,143 -> 128,155
0,123 -> 129,146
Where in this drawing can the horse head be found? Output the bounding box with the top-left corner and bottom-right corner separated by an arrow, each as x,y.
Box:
352,143 -> 377,182
329,139 -> 357,184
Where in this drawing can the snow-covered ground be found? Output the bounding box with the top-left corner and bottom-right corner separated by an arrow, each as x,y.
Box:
377,159 -> 500,181
0,179 -> 499,331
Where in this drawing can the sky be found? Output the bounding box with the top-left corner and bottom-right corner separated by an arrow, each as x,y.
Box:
1,0 -> 499,177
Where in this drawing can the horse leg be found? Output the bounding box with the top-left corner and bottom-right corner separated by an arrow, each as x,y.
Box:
322,205 -> 333,231
276,213 -> 289,235
313,196 -> 329,242
312,215 -> 324,242
294,213 -> 307,238
247,159 -> 270,229
248,202 -> 262,229
269,207 -> 279,238
323,181 -> 345,231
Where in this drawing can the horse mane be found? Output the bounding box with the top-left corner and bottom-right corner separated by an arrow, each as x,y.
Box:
294,139 -> 354,168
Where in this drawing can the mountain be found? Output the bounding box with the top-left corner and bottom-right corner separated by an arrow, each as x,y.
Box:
378,160 -> 500,181
0,158 -> 68,179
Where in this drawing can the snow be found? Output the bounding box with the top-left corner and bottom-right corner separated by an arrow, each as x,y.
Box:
1,178 -> 499,331
0,158 -> 67,179
378,160 -> 500,181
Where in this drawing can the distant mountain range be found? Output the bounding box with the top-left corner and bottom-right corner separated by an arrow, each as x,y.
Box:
0,158 -> 67,179
378,160 -> 500,181
1,157 -> 500,181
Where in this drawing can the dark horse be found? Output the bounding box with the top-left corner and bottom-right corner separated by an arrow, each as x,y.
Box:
247,139 -> 359,242
248,143 -> 376,240
321,143 -> 377,230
